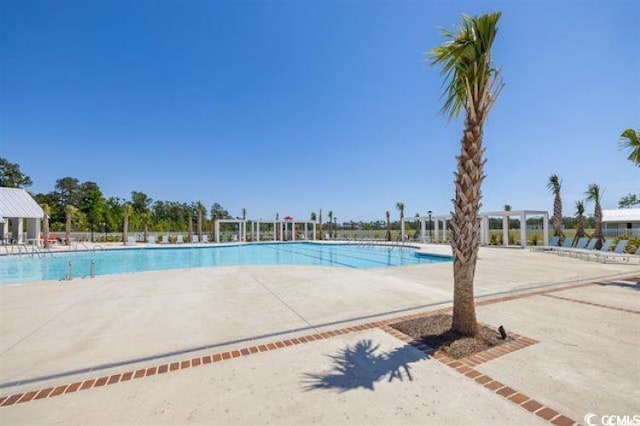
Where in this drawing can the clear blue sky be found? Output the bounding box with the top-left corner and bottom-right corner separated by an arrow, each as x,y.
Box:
1,0 -> 638,221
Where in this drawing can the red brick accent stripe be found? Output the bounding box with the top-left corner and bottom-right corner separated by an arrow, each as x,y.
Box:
381,325 -> 577,425
541,294 -> 640,314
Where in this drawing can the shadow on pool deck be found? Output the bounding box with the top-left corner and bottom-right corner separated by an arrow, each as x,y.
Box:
302,340 -> 429,392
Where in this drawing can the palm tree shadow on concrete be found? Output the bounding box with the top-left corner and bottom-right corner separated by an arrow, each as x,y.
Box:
301,340 -> 429,393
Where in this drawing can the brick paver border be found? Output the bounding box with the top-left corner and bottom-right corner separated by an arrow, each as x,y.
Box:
1,273 -> 635,424
380,323 -> 577,425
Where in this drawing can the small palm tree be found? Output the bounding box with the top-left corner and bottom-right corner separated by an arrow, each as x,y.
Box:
242,208 -> 247,220
396,202 -> 405,241
122,203 -> 132,245
310,212 -> 317,221
41,204 -> 51,248
64,204 -> 77,246
546,174 -> 563,237
430,11 -> 503,336
503,204 -> 511,211
619,128 -> 640,166
585,184 -> 603,245
575,201 -> 586,239
328,211 -> 334,238
385,211 -> 391,241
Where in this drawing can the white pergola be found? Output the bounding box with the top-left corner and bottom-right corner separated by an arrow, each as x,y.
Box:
414,214 -> 451,243
214,219 -> 247,243
0,188 -> 44,245
412,209 -> 549,248
251,219 -> 317,242
479,210 -> 548,248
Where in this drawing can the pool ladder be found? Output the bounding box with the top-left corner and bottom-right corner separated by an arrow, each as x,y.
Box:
63,258 -> 96,281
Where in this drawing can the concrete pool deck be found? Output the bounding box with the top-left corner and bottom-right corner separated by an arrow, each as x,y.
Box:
0,244 -> 638,424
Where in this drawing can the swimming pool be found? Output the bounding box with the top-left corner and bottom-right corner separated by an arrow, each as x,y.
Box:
0,243 -> 451,284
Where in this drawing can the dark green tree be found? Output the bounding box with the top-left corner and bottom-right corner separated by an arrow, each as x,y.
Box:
0,158 -> 32,188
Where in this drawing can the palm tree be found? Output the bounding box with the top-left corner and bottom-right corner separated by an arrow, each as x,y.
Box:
546,174 -> 563,237
328,211 -> 334,238
310,212 -> 317,221
197,202 -> 203,242
318,209 -> 323,240
385,211 -> 391,241
619,128 -> 640,166
585,184 -> 603,245
122,203 -> 132,245
396,202 -> 405,241
188,211 -> 193,242
242,208 -> 247,220
42,204 -> 50,249
503,204 -> 511,211
430,11 -> 503,336
64,205 -> 77,246
575,201 -> 586,239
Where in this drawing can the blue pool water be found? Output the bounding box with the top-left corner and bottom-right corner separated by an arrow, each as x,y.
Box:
0,243 -> 451,284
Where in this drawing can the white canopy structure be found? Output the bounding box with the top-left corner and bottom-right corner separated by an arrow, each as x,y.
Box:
214,217 -> 318,243
214,219 -> 247,243
0,187 -> 44,245
412,209 -> 549,248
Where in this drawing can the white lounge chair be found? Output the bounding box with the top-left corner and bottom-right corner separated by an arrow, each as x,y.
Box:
596,240 -> 629,263
191,235 -> 199,243
161,235 -> 170,244
126,236 -> 136,245
202,235 -> 209,243
576,239 -> 613,260
176,235 -> 184,244
557,237 -> 589,256
600,245 -> 640,263
147,235 -> 156,244
530,235 -> 560,252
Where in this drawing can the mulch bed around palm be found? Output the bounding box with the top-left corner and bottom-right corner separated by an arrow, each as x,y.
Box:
391,314 -> 506,359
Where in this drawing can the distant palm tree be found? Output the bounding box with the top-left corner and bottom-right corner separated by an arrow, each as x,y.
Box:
123,203 -> 132,245
318,209 -> 323,240
546,174 -> 563,237
396,202 -> 405,241
197,202 -> 204,242
64,204 -> 77,246
42,204 -> 50,249
585,184 -> 603,245
575,201 -> 586,239
619,128 -> 640,166
310,212 -> 317,221
430,11 -> 504,336
328,211 -> 334,238
242,208 -> 247,220
188,212 -> 193,242
385,211 -> 391,241
503,204 -> 511,211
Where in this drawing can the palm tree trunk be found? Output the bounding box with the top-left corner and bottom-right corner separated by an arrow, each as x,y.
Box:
43,210 -> 50,249
553,195 -> 562,236
576,216 -> 585,238
594,201 -> 603,243
197,208 -> 203,242
123,210 -> 129,246
451,118 -> 484,337
65,212 -> 71,246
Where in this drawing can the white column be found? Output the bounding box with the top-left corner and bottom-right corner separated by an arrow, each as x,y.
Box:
313,223 -> 317,240
304,222 -> 308,240
520,213 -> 527,248
420,219 -> 426,242
483,216 -> 489,245
280,222 -> 284,241
292,222 -> 296,241
442,219 -> 447,242
273,222 -> 277,241
542,213 -> 549,246
502,215 -> 509,246
480,217 -> 485,246
256,222 -> 261,242
215,220 -> 220,243
434,219 -> 439,242
400,219 -> 405,241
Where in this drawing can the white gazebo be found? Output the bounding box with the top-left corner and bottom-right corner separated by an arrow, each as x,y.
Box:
214,219 -> 247,243
0,187 -> 44,245
413,209 -> 549,248
250,217 -> 317,242
479,210 -> 549,248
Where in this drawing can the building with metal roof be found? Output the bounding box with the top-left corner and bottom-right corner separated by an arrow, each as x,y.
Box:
0,187 -> 44,244
602,208 -> 640,237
